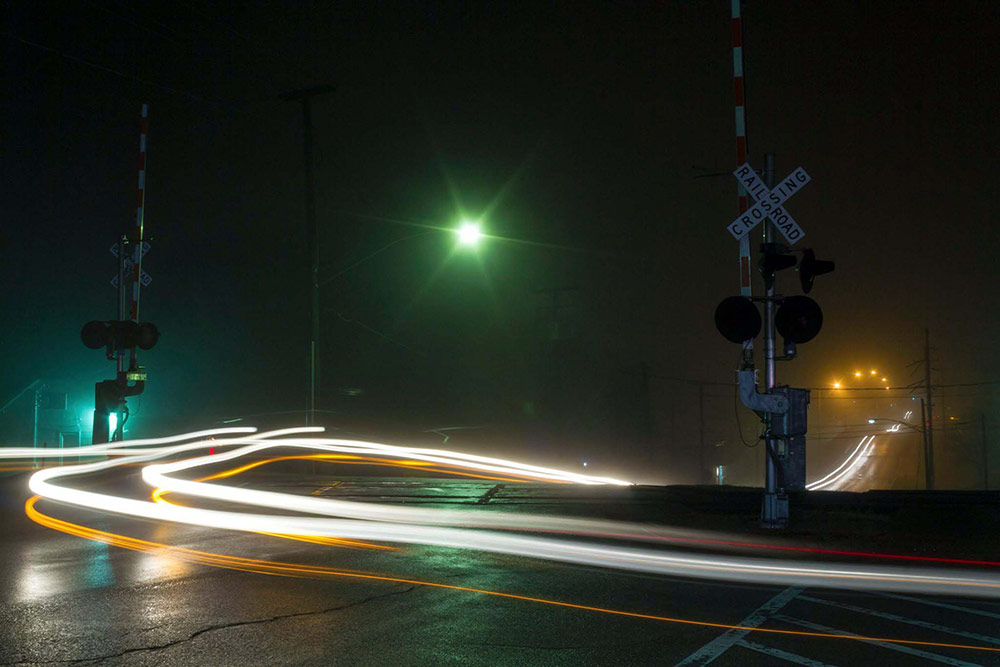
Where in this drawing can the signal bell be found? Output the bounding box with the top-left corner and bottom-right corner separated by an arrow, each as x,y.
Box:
714,296 -> 761,344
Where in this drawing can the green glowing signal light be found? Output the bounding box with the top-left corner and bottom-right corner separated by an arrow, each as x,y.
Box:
457,222 -> 482,247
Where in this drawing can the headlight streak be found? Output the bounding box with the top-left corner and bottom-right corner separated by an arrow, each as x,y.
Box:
151,484 -> 397,551
21,428 -> 1000,598
22,496 -> 1000,656
806,436 -> 873,491
0,427 -> 261,458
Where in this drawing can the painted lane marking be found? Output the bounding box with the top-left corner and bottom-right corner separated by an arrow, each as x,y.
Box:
799,594 -> 1000,646
676,586 -> 803,665
774,614 -> 983,667
877,592 -> 1000,621
735,639 -> 837,666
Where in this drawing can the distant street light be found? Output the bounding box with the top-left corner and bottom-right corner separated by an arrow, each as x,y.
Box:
867,417 -> 923,433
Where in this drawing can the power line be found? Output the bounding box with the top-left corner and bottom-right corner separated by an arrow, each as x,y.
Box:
3,30 -> 239,110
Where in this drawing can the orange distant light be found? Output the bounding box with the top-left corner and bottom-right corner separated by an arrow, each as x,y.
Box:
854,371 -> 862,377
870,369 -> 877,375
833,382 -> 842,389
881,377 -> 887,382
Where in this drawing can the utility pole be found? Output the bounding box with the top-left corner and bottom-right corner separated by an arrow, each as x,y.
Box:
920,397 -> 931,490
699,383 -> 706,485
281,84 -> 335,426
640,362 -> 655,470
924,328 -> 935,490
982,412 -> 990,491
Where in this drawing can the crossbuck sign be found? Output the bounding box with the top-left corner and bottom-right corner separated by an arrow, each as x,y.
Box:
726,163 -> 810,244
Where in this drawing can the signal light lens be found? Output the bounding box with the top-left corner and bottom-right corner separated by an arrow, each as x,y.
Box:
136,323 -> 160,350
714,296 -> 762,344
81,320 -> 159,350
81,321 -> 109,349
775,295 -> 824,344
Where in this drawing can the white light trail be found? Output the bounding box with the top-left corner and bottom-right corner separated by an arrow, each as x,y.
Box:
17,428 -> 1000,598
0,427 -> 261,458
806,436 -> 873,491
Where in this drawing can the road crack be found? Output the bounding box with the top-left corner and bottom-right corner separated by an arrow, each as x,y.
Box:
5,585 -> 417,666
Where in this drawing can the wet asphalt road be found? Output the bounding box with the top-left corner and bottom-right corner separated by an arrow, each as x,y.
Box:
2,469 -> 1000,666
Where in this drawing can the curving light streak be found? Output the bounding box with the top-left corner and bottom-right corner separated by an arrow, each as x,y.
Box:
806,436 -> 873,491
22,428 -> 1000,598
24,497 -> 1000,656
162,451 -> 1000,568
0,427 -> 261,458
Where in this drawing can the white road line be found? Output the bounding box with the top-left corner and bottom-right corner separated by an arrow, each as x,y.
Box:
735,639 -> 838,666
877,592 -> 1000,621
773,614 -> 984,667
675,586 -> 803,665
799,594 -> 1000,646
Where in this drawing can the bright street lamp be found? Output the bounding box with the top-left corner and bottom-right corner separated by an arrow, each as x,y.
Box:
457,221 -> 482,247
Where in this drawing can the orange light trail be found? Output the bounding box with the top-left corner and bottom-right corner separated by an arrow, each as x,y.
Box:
194,452 -> 552,484
152,481 -> 396,551
23,496 -> 1000,656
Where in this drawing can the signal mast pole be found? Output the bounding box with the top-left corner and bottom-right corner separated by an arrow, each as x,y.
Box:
760,152 -> 787,527
733,1 -> 782,526
923,328 -> 935,490
110,103 -> 150,441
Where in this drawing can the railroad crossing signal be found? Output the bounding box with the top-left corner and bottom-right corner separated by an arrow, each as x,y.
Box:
726,163 -> 810,244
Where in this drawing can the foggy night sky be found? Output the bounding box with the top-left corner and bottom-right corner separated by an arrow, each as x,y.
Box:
3,2 -> 998,479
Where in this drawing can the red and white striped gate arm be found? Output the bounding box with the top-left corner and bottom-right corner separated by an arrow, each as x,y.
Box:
731,0 -> 752,299
130,103 -> 148,322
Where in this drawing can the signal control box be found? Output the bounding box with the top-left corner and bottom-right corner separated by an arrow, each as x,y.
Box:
771,386 -> 810,491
